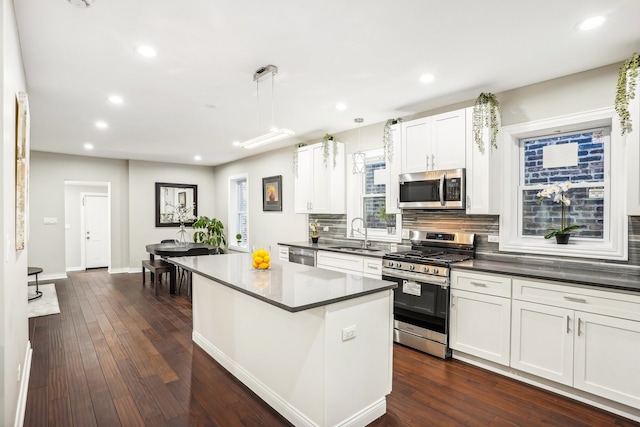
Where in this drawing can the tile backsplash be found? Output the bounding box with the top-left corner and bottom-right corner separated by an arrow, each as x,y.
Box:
309,212 -> 640,267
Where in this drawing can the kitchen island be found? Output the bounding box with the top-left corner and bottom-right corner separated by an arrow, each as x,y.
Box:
171,254 -> 397,427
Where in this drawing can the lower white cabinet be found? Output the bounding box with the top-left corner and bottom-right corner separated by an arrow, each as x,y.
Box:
450,271 -> 511,365
510,300 -> 574,386
316,250 -> 382,279
278,245 -> 289,262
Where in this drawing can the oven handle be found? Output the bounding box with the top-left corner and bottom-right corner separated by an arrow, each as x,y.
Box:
382,268 -> 448,287
439,174 -> 445,206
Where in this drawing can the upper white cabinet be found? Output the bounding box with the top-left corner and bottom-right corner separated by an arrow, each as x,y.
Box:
626,75 -> 640,215
464,107 -> 501,215
294,141 -> 345,214
400,109 -> 466,173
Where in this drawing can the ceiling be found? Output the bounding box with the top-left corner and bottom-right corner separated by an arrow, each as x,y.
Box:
12,0 -> 640,166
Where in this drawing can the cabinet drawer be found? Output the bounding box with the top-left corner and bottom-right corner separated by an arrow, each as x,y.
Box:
451,270 -> 511,297
363,258 -> 382,278
513,278 -> 640,321
278,246 -> 289,262
317,251 -> 363,273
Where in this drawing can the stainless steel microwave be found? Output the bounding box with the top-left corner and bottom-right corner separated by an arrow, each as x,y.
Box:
398,168 -> 465,209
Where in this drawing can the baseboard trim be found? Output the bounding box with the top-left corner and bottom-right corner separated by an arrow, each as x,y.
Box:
14,341 -> 33,427
28,272 -> 67,283
108,267 -> 129,274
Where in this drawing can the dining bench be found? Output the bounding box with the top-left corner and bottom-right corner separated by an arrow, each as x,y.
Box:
142,259 -> 175,295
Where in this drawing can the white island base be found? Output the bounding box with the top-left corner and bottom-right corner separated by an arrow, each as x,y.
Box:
192,273 -> 394,427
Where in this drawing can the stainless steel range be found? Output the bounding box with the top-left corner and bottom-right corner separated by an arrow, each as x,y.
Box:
382,230 -> 475,358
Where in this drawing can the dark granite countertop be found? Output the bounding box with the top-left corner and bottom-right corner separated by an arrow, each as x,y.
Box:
278,241 -> 388,258
170,254 -> 397,312
451,259 -> 640,293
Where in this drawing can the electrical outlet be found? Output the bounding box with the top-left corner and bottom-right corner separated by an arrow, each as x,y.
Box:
401,229 -> 410,239
488,234 -> 499,243
43,217 -> 58,225
342,325 -> 357,341
323,226 -> 329,232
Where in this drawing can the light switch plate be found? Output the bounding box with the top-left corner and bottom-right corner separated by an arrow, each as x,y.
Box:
342,325 -> 357,341
401,229 -> 410,239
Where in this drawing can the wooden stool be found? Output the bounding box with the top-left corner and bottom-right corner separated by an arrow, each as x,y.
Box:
28,266 -> 44,301
142,259 -> 175,295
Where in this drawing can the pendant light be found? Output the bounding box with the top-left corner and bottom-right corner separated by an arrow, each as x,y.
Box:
352,118 -> 366,174
240,65 -> 295,149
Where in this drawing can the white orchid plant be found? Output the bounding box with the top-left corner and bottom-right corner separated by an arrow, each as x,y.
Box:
536,182 -> 582,239
309,219 -> 320,236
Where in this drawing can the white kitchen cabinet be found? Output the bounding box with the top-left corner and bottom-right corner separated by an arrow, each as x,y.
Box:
510,277 -> 640,409
574,311 -> 640,409
385,123 -> 402,214
316,250 -> 382,279
278,245 -> 289,262
450,271 -> 511,365
363,258 -> 382,279
464,107 -> 501,215
400,109 -> 466,174
510,299 -> 574,386
294,141 -> 345,214
626,75 -> 640,214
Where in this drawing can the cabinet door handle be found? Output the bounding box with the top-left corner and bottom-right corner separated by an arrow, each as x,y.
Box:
470,281 -> 487,287
564,296 -> 587,303
367,264 -> 379,270
426,154 -> 431,170
566,315 -> 571,333
451,295 -> 456,308
577,318 -> 582,336
431,154 -> 435,170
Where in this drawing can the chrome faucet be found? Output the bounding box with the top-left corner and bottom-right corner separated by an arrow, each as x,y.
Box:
350,217 -> 370,248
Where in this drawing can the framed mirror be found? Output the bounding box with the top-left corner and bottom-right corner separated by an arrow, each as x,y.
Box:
155,182 -> 198,227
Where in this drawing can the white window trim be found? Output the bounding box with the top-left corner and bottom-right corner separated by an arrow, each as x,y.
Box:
499,107 -> 628,261
228,173 -> 249,253
346,148 -> 402,243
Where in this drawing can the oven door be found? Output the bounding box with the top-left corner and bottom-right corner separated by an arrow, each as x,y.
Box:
391,277 -> 446,319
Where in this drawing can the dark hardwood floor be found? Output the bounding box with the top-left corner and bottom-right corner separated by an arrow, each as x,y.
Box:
25,269 -> 639,426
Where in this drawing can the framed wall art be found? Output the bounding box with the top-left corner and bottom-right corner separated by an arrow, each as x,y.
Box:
15,92 -> 30,250
262,175 -> 282,211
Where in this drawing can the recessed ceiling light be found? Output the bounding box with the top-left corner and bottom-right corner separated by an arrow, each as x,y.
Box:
232,141 -> 241,147
84,143 -> 94,150
420,74 -> 435,84
137,45 -> 157,58
108,95 -> 124,104
194,155 -> 202,161
95,121 -> 108,129
335,103 -> 347,111
577,16 -> 605,31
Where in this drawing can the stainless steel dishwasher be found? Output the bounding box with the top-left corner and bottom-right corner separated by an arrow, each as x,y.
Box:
288,247 -> 316,266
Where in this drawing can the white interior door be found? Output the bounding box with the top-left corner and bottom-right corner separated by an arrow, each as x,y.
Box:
83,194 -> 109,269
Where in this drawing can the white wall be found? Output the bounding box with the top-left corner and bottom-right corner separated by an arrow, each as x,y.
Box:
127,160 -> 215,268
29,152 -> 130,276
213,146 -> 307,253
64,183 -> 108,270
1,0 -> 29,425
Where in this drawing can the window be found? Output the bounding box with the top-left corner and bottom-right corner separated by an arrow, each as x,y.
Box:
228,174 -> 248,251
500,108 -> 627,260
347,149 -> 402,243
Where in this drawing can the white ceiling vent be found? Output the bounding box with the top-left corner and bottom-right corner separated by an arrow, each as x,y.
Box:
68,0 -> 95,8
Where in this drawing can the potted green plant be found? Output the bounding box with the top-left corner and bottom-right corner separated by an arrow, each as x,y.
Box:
536,182 -> 582,244
192,216 -> 226,253
376,203 -> 396,234
615,52 -> 639,135
472,92 -> 501,153
235,233 -> 242,245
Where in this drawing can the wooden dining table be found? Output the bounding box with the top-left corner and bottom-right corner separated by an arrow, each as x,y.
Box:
145,242 -> 219,293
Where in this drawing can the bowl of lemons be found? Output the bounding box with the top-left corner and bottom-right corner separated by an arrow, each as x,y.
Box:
252,248 -> 271,270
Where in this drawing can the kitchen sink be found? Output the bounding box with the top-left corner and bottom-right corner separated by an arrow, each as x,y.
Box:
328,245 -> 384,254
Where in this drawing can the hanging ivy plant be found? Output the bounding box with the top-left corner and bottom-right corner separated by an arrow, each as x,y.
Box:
292,143 -> 306,177
472,92 -> 501,153
615,52 -> 640,136
321,134 -> 338,168
382,118 -> 402,163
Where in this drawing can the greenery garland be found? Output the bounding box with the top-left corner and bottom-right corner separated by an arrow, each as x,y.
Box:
292,143 -> 306,177
321,134 -> 337,168
614,52 -> 640,136
472,92 -> 501,153
382,118 -> 402,163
